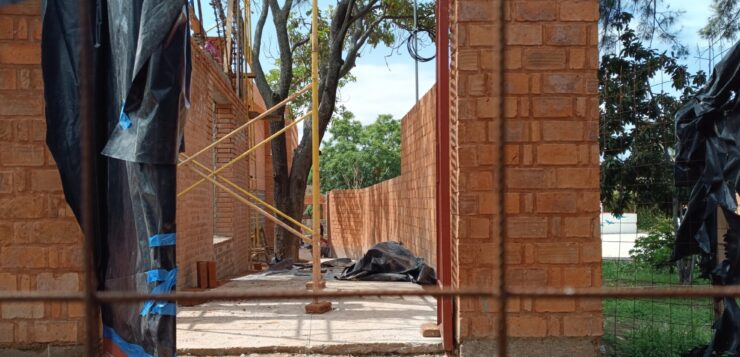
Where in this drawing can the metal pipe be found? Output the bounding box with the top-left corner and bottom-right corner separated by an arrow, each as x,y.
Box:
10,286 -> 740,304
178,111 -> 311,197
185,159 -> 312,244
310,0 -> 322,299
77,0 -> 99,355
180,153 -> 313,233
495,0 -> 508,354
178,84 -> 311,167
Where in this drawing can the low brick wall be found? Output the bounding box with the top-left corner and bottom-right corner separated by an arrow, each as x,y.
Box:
328,87 -> 437,268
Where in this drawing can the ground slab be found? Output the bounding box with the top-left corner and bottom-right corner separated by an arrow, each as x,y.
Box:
177,268 -> 443,356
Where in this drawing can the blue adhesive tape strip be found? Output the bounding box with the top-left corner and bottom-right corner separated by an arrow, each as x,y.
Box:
148,233 -> 176,247
103,325 -> 153,357
146,269 -> 169,283
151,302 -> 176,316
141,268 -> 177,316
119,102 -> 132,129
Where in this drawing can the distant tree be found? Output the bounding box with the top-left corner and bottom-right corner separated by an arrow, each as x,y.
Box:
599,0 -> 686,55
599,12 -> 706,216
700,0 -> 740,41
319,111 -> 401,192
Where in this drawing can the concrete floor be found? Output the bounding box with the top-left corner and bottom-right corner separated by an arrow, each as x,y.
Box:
176,263 -> 443,356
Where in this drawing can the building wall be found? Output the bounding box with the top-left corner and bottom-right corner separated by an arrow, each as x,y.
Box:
327,87 -> 437,267
0,1 -> 271,347
450,0 -> 602,354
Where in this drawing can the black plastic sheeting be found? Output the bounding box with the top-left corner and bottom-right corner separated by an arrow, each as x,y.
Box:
337,241 -> 437,285
674,39 -> 740,356
41,1 -> 190,356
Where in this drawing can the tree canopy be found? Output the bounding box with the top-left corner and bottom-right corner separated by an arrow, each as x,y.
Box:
319,111 -> 401,192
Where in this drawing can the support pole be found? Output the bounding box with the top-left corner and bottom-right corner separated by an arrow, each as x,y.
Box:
305,0 -> 331,314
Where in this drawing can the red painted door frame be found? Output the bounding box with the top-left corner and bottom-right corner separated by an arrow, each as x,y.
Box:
435,0 -> 453,351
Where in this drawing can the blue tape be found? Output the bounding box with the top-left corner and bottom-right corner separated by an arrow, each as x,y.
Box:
146,269 -> 169,283
103,325 -> 153,357
119,102 -> 132,129
149,233 -> 176,247
151,302 -> 177,316
141,268 -> 177,316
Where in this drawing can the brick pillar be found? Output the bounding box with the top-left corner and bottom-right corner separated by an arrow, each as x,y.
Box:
0,1 -> 86,350
450,0 -> 602,354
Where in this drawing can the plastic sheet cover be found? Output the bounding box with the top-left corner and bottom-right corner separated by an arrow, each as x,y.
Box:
41,1 -> 190,355
674,39 -> 740,356
337,241 -> 436,285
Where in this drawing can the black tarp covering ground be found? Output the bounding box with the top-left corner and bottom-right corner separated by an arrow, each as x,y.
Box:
674,39 -> 740,356
337,241 -> 436,285
40,1 -> 190,356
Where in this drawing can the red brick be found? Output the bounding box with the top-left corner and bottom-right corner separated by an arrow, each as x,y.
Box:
0,272 -> 15,290
1,302 -> 43,319
0,170 -> 12,193
0,68 -> 15,89
467,217 -> 490,238
514,1 -> 557,21
542,73 -> 585,94
563,314 -> 602,336
15,17 -> 27,40
459,1 -> 496,21
504,144 -> 520,164
563,216 -> 594,238
524,48 -> 567,70
1,246 -> 47,267
0,322 -> 12,343
563,266 -> 592,287
542,121 -> 584,141
14,220 -> 81,244
506,168 -> 552,189
0,43 -> 40,65
34,321 -> 78,342
581,242 -> 602,262
536,143 -> 578,165
534,298 -> 576,312
36,272 -> 79,291
480,192 -> 499,214
30,169 -> 62,191
508,217 -> 548,238
556,167 -> 599,188
0,91 -> 43,116
544,24 -> 588,45
0,194 -> 46,218
469,25 -> 496,46
469,171 -> 493,190
536,192 -> 577,213
0,143 -> 44,166
507,24 -> 542,45
533,97 -> 573,117
560,1 -> 599,21
470,315 -> 493,337
507,268 -> 548,286
505,47 -> 522,69
504,73 -> 529,94
536,243 -> 579,264
508,315 -> 547,337
0,16 -> 12,39
569,48 -> 586,69
506,120 -> 529,142
458,50 -> 479,70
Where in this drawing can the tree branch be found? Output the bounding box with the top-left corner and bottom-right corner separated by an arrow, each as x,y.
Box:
340,16 -> 385,78
252,0 -> 275,107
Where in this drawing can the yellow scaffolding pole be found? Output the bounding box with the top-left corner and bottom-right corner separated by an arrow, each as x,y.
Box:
185,159 -> 311,244
178,84 -> 310,168
178,110 -> 311,197
180,153 -> 313,233
309,0 -> 326,308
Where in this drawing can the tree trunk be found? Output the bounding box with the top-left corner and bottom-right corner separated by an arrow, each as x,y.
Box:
677,256 -> 694,284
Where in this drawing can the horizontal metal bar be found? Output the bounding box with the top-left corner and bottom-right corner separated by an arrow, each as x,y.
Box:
7,286 -> 740,304
180,153 -> 313,233
178,84 -> 311,168
178,111 -> 311,197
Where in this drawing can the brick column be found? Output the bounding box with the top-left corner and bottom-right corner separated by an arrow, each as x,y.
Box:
450,0 -> 602,354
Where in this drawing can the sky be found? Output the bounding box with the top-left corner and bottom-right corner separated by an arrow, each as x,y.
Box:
199,0 -> 436,127
199,0 -> 731,127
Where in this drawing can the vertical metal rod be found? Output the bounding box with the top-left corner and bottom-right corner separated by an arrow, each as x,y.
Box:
435,0 -> 452,350
495,0 -> 508,354
310,0 -> 321,298
78,0 -> 99,355
413,0 -> 419,101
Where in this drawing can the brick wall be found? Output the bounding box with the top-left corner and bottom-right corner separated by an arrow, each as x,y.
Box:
451,0 -> 602,354
0,1 -> 272,348
328,87 -> 437,267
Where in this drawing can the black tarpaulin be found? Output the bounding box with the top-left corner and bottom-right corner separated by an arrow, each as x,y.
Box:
674,39 -> 740,356
337,241 -> 436,285
41,1 -> 189,356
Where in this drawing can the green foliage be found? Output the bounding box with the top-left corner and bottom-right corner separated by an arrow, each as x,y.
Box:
700,0 -> 740,41
636,206 -> 669,231
599,13 -> 706,216
319,110 -> 401,192
629,216 -> 674,269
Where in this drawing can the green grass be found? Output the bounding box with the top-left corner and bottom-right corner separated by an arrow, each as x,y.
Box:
602,260 -> 714,356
